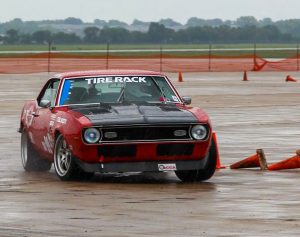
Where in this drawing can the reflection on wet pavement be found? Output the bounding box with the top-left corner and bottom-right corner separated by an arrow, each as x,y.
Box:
0,72 -> 300,236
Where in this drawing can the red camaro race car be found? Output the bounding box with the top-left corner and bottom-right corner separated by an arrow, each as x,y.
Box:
19,70 -> 217,182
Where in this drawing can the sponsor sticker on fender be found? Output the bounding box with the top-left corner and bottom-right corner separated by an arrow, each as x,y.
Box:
158,163 -> 177,171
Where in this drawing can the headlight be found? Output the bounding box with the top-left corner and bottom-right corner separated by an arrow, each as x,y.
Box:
191,125 -> 207,140
84,128 -> 101,143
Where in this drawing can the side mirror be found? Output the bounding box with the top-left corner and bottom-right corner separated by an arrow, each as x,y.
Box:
40,100 -> 51,108
182,96 -> 192,105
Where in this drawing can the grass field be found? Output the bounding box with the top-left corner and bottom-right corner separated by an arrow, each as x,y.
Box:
0,44 -> 299,58
0,43 -> 299,51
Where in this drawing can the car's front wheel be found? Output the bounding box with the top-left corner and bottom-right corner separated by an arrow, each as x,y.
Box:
54,134 -> 94,181
175,138 -> 217,182
21,130 -> 52,172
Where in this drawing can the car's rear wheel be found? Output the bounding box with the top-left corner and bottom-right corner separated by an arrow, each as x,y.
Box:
54,134 -> 94,181
175,138 -> 217,182
21,130 -> 52,172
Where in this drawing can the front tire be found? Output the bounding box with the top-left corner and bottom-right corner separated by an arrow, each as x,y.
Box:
21,130 -> 52,172
175,138 -> 217,182
53,134 -> 94,181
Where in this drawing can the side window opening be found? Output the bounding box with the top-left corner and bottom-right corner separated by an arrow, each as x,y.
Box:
38,80 -> 60,107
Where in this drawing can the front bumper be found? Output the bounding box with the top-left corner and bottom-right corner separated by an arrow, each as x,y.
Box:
75,158 -> 208,173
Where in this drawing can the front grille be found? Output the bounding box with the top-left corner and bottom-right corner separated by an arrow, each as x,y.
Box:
98,145 -> 136,157
101,125 -> 192,143
157,143 -> 194,156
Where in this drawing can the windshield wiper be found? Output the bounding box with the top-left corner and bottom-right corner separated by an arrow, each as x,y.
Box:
117,83 -> 126,103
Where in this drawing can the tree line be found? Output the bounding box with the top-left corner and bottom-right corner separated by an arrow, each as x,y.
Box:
3,16 -> 300,38
0,23 -> 296,45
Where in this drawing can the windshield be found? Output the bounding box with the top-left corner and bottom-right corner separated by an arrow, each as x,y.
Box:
59,76 -> 181,105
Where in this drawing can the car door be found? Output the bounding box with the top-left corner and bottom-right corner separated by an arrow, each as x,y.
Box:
30,79 -> 60,158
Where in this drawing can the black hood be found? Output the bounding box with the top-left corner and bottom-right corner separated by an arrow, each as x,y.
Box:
69,103 -> 198,126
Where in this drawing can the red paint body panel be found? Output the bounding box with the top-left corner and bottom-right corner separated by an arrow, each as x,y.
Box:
20,70 -> 213,167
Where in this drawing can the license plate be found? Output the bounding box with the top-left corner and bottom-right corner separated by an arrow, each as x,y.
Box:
158,163 -> 177,171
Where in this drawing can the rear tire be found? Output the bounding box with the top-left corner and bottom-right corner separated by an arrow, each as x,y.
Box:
21,130 -> 52,172
53,134 -> 94,181
175,138 -> 217,182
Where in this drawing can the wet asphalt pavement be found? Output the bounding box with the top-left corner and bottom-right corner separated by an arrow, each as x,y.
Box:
0,72 -> 300,236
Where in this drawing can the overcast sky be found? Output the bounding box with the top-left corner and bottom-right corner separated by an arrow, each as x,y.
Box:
1,0 -> 299,23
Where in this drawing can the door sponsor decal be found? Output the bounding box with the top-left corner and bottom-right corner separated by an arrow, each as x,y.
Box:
22,106 -> 35,127
42,133 -> 54,154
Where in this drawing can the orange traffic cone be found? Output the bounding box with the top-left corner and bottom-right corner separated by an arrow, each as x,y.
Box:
268,152 -> 300,171
230,154 -> 259,169
230,149 -> 268,170
243,71 -> 248,81
212,132 -> 226,169
178,72 -> 183,82
285,75 -> 297,82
